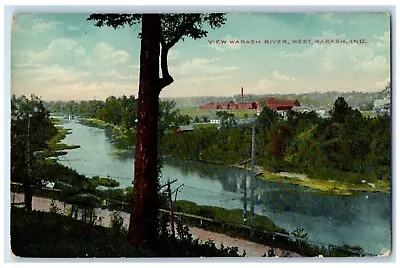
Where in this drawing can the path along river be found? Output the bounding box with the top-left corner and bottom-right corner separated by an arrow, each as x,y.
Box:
57,119 -> 391,255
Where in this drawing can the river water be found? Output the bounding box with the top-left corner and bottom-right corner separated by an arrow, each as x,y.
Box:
58,119 -> 391,255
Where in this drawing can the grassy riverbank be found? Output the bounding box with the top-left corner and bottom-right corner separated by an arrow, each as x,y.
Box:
76,117 -> 391,196
229,162 -> 390,196
259,171 -> 390,195
79,117 -> 113,128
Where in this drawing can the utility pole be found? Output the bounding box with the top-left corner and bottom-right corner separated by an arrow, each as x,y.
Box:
160,179 -> 177,237
238,159 -> 250,224
249,122 -> 256,236
242,162 -> 247,224
167,179 -> 175,237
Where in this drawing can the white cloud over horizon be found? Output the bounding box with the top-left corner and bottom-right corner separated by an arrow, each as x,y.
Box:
10,13 -> 391,100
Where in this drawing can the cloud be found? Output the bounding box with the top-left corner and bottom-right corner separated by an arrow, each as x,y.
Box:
19,39 -> 133,75
373,31 -> 390,49
90,41 -> 131,65
320,13 -> 343,24
272,70 -> 296,81
278,31 -> 390,73
67,25 -> 82,31
375,77 -> 391,88
247,78 -> 276,95
24,38 -> 86,66
32,19 -> 59,33
97,70 -> 138,80
354,56 -> 389,71
168,50 -> 179,61
173,57 -> 238,75
12,16 -> 60,35
36,81 -> 137,101
13,64 -> 89,84
33,65 -> 90,83
247,71 -> 297,94
179,75 -> 232,83
13,38 -> 136,90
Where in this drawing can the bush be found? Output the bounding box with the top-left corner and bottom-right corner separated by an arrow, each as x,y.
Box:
110,211 -> 124,233
10,207 -> 244,257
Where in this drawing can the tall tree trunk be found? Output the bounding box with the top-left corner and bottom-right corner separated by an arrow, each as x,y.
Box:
128,14 -> 161,246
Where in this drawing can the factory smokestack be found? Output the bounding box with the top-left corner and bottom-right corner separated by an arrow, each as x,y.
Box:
241,87 -> 244,103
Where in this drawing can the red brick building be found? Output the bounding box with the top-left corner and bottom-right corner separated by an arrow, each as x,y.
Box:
199,102 -> 221,110
236,102 -> 258,110
258,97 -> 300,111
199,98 -> 300,111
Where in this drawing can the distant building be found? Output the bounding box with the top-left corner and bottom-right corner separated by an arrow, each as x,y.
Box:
236,102 -> 258,110
175,124 -> 194,133
258,97 -> 300,111
199,97 -> 300,112
210,118 -> 221,124
374,98 -> 390,114
292,106 -> 311,112
316,109 -> 330,118
199,102 -> 221,110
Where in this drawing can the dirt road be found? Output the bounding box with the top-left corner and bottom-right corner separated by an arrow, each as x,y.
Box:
10,193 -> 301,257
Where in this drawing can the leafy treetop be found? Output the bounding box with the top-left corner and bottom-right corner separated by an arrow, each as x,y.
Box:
87,13 -> 226,48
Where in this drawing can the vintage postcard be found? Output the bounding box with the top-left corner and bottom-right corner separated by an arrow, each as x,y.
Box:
9,11 -> 391,259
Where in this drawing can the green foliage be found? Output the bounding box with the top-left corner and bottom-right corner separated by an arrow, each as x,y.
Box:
291,227 -> 308,239
329,96 -> 352,123
175,200 -> 284,232
110,211 -> 124,233
11,95 -> 81,211
257,107 -> 282,129
162,97 -> 391,190
11,207 -> 244,257
329,244 -> 364,257
290,227 -> 309,248
11,207 -> 152,257
87,13 -> 226,45
49,200 -> 61,214
216,110 -> 237,128
65,207 -> 73,217
90,176 -> 120,188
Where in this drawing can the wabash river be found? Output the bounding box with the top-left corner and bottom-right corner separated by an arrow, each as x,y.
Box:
58,119 -> 391,255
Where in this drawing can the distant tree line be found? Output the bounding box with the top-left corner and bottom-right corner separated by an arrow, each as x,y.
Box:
166,91 -> 383,111
45,96 -> 193,148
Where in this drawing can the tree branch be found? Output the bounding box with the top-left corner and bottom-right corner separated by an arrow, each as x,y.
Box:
164,15 -> 200,48
158,36 -> 174,92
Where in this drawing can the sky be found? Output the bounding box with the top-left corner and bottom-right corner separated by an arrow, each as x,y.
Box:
10,12 -> 391,101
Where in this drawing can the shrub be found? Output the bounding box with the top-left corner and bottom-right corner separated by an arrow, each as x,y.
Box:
110,211 -> 124,233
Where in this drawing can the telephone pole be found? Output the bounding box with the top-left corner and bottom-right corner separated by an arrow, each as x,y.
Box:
167,179 -> 175,237
249,122 -> 256,236
242,165 -> 247,224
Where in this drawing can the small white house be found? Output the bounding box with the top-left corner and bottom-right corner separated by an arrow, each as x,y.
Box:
374,98 -> 390,114
210,118 -> 221,124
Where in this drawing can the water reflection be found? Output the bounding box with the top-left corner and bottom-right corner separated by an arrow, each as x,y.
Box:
59,120 -> 391,255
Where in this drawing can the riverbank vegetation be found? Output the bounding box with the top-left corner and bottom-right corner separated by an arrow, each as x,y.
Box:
11,207 -> 244,257
10,93 -> 367,257
160,97 -> 391,195
11,95 -> 83,211
45,95 -> 391,195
